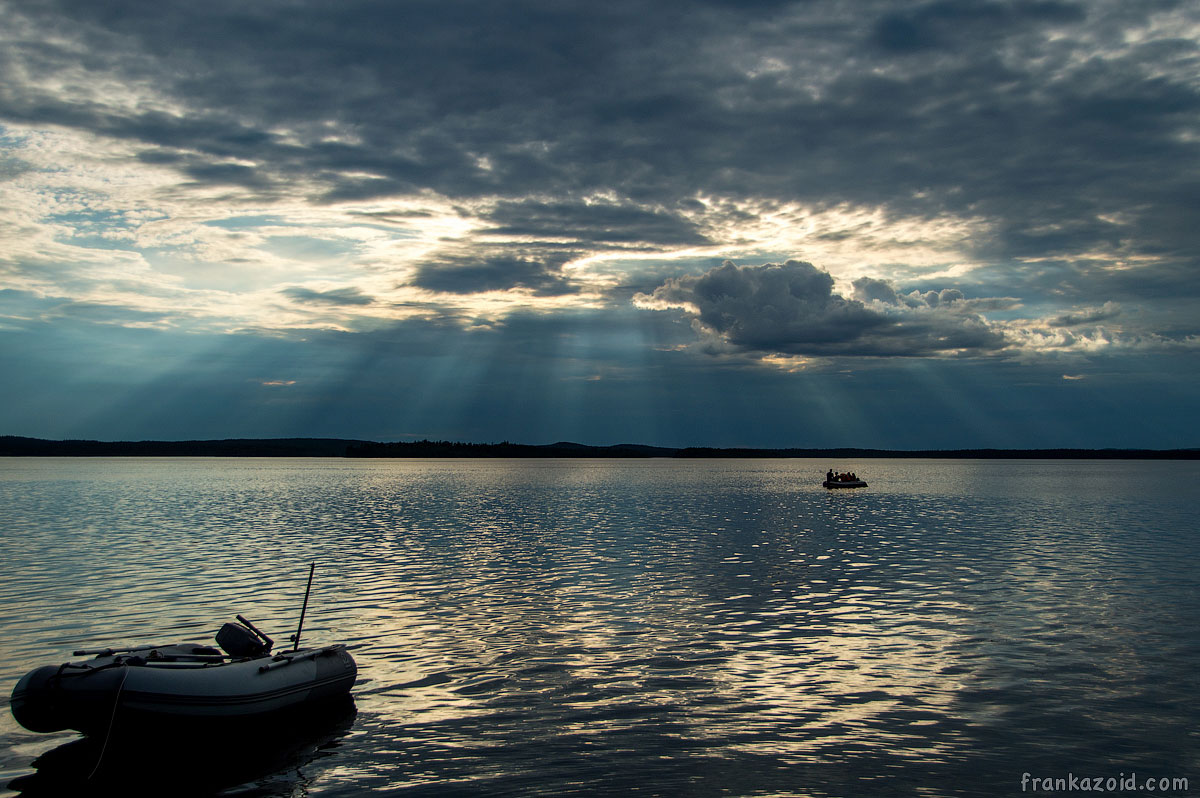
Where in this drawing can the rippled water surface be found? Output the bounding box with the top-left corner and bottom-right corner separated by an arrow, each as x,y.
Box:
1,458 -> 1197,796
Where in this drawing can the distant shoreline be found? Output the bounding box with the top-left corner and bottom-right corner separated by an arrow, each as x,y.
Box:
2,436 -> 1197,459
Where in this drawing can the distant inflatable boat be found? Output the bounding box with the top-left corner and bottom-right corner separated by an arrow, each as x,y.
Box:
823,478 -> 868,489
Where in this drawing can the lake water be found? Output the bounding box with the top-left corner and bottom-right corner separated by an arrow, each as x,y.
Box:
0,457 -> 1197,796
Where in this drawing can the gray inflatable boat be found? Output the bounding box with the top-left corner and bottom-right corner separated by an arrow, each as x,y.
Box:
11,616 -> 357,735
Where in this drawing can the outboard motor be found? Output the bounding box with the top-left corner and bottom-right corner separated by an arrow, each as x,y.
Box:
216,615 -> 274,658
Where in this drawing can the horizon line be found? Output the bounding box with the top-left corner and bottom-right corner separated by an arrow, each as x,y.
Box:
2,436 -> 1197,459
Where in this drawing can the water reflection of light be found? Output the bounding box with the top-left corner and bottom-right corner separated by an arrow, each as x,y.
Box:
6,459 -> 1198,794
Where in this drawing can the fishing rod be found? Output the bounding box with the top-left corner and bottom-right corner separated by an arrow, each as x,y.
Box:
291,562 -> 316,652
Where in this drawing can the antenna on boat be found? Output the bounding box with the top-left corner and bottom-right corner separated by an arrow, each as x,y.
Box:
291,562 -> 316,652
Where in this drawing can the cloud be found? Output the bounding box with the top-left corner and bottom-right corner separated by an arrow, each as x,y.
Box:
6,0 -> 1193,239
0,155 -> 33,181
404,198 -> 709,299
282,286 -> 374,306
870,1 -> 1086,53
637,260 -> 1008,358
851,276 -> 900,305
1050,300 -> 1121,326
411,251 -> 580,296
36,299 -> 178,328
480,199 -> 711,248
1,0 -> 1199,346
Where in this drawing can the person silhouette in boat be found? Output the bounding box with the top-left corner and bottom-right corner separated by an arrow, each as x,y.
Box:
827,469 -> 834,483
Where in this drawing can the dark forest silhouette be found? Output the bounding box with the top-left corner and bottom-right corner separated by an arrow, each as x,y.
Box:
2,436 -> 1196,459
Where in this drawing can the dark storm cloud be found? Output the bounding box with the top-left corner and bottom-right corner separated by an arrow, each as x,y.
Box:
870,1 -> 1086,53
851,276 -> 900,305
182,161 -> 271,190
282,286 -> 374,306
481,200 -> 711,248
3,0 -> 1200,306
642,260 -> 1008,357
406,199 -> 709,298
411,252 -> 578,296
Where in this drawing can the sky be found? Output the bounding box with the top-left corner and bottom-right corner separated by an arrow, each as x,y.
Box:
1,0 -> 1198,449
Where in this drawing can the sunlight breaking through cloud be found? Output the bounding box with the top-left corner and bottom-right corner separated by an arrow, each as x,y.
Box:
1,0 -> 1198,446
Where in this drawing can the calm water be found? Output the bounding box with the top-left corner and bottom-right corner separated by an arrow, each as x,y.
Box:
0,458 -> 1197,796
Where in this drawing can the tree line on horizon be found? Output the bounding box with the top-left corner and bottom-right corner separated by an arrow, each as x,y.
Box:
1,436 -> 1197,459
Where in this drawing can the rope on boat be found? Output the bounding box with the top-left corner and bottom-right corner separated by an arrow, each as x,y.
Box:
87,665 -> 130,781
